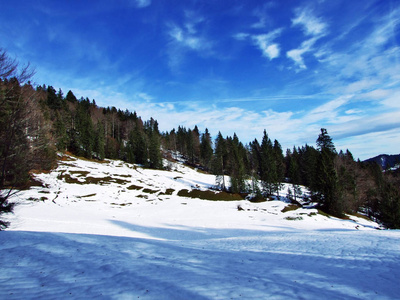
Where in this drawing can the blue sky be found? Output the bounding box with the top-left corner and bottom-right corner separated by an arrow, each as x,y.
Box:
1,0 -> 400,160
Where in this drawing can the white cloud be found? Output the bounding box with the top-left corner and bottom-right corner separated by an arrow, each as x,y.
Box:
286,36 -> 318,70
344,79 -> 380,94
134,0 -> 151,8
252,35 -> 280,60
292,7 -> 328,37
286,48 -> 307,70
236,29 -> 282,61
286,6 -> 328,70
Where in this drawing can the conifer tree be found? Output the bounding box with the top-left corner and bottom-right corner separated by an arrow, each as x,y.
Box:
315,128 -> 341,216
200,128 -> 213,170
260,130 -> 277,195
228,133 -> 246,193
213,132 -> 227,190
273,139 -> 284,197
94,122 -> 105,160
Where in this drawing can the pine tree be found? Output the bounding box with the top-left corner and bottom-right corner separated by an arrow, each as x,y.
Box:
200,128 -> 213,170
273,139 -> 284,198
213,132 -> 227,190
149,131 -> 162,169
260,130 -> 277,196
94,122 -> 105,160
315,128 -> 341,216
228,133 -> 246,193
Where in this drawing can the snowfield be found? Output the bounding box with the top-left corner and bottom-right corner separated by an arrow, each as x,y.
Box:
1,154 -> 400,299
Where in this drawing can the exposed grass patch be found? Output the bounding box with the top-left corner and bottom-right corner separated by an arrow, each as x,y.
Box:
177,189 -> 243,201
136,195 -> 148,199
81,193 -> 97,198
285,216 -> 303,221
142,188 -> 159,194
27,197 -> 47,202
127,184 -> 142,190
114,174 -> 132,178
69,170 -> 90,177
159,188 -> 175,196
84,176 -> 130,185
58,173 -> 81,184
352,212 -> 372,221
111,203 -> 132,206
60,154 -> 77,161
317,209 -> 331,218
281,204 -> 300,213
58,172 -> 130,185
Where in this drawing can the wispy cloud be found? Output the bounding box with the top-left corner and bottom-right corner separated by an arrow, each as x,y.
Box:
291,7 -> 328,36
166,11 -> 213,70
234,28 -> 282,61
132,0 -> 151,8
286,36 -> 318,70
286,7 -> 328,70
252,33 -> 281,60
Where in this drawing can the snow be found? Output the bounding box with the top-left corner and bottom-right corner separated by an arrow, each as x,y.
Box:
1,154 -> 400,299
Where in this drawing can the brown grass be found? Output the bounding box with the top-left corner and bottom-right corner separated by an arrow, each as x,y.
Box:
177,189 -> 243,201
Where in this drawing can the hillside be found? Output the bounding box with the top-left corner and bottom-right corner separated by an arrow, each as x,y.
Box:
6,153 -> 380,234
1,154 -> 400,299
365,154 -> 400,169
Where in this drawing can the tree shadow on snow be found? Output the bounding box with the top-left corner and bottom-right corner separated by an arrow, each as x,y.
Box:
0,229 -> 399,300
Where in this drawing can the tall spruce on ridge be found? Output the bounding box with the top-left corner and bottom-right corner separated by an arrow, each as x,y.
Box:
260,130 -> 277,196
213,132 -> 227,190
200,128 -> 213,171
228,133 -> 246,193
314,128 -> 342,217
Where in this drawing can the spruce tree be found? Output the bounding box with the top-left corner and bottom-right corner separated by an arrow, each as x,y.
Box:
315,128 -> 341,216
260,130 -> 277,196
213,132 -> 227,190
200,128 -> 213,170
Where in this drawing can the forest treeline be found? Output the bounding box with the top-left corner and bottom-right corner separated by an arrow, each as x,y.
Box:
1,49 -> 399,229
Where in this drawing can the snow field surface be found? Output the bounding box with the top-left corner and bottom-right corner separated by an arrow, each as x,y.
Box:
1,154 -> 400,299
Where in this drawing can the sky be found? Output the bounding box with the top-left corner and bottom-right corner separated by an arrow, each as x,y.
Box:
1,0 -> 400,160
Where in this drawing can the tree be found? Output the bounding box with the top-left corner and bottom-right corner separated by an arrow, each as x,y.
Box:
228,133 -> 246,193
93,121 -> 105,160
314,128 -> 341,216
200,128 -> 213,170
148,131 -> 162,169
0,49 -> 53,229
260,130 -> 277,196
213,132 -> 227,190
273,139 -> 284,198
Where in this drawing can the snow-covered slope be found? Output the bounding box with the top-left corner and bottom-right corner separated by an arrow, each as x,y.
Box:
1,154 -> 399,299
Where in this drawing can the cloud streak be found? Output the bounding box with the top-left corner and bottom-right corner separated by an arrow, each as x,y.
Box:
286,6 -> 328,70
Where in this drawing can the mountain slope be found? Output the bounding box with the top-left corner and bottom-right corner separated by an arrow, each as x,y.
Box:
1,154 -> 399,299
365,154 -> 400,169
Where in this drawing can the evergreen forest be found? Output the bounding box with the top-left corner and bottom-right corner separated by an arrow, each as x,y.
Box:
1,49 -> 400,229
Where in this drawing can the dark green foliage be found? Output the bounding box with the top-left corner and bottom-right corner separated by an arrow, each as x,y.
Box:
260,130 -> 277,195
200,128 -> 213,171
0,191 -> 15,230
313,129 -> 341,216
0,49 -> 56,228
93,122 -> 105,160
227,134 -> 246,193
149,131 -> 162,169
1,46 -> 398,228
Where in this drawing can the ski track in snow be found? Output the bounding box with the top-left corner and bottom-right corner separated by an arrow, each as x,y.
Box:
1,154 -> 400,299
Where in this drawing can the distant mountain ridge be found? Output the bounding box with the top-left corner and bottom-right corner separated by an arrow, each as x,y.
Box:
364,154 -> 400,169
